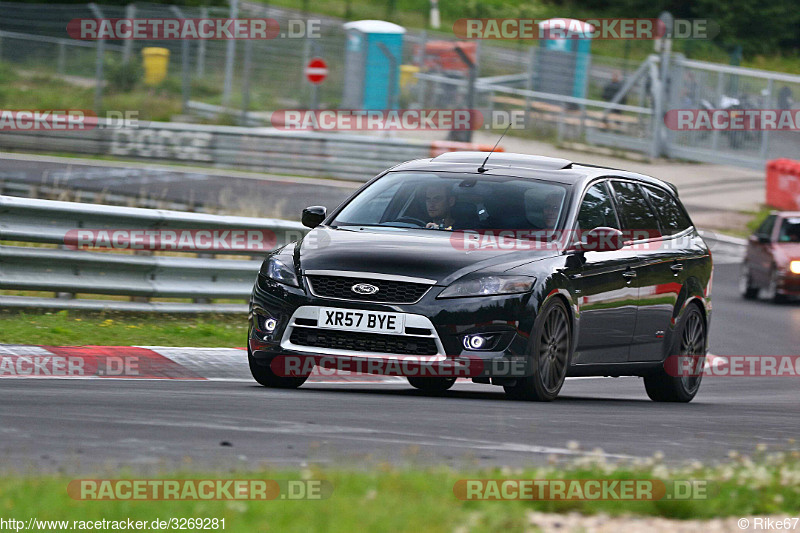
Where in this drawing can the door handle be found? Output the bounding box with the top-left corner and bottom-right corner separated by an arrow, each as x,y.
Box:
670,263 -> 684,273
622,270 -> 637,279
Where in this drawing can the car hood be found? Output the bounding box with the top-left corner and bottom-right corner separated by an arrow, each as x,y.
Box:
296,226 -> 559,285
771,243 -> 800,265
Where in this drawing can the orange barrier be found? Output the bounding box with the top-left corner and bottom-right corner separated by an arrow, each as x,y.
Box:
430,141 -> 504,158
766,159 -> 800,210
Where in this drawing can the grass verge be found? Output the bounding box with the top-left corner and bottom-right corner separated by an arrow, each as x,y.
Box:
0,310 -> 246,347
2,450 -> 800,531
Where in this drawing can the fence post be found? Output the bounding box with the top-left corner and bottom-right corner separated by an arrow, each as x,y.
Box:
57,40 -> 66,74
650,48 -> 671,158
122,3 -> 135,64
222,0 -> 239,107
377,42 -> 398,110
450,45 -> 475,142
196,7 -> 208,77
711,70 -> 724,151
414,31 -> 427,106
89,3 -> 105,114
759,78 -> 774,160
524,46 -> 534,129
170,6 -> 191,114
240,39 -> 253,125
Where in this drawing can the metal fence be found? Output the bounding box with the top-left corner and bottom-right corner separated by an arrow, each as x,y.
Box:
0,120 -> 433,180
0,194 -> 308,312
2,2 -> 799,170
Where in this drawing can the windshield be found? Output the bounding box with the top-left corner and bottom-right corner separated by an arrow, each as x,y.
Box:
778,217 -> 800,243
331,172 -> 570,233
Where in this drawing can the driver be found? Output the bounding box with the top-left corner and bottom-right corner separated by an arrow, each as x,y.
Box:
542,192 -> 562,230
424,183 -> 456,230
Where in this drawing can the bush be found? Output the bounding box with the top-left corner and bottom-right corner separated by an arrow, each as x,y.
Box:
105,58 -> 143,93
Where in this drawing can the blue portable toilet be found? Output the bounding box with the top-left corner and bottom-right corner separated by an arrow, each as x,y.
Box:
342,20 -> 406,110
535,18 -> 593,100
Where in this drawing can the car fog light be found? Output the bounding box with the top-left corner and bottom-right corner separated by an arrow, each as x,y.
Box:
464,335 -> 488,350
264,318 -> 278,332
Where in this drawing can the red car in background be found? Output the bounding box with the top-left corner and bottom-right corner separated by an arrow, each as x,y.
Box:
741,212 -> 800,302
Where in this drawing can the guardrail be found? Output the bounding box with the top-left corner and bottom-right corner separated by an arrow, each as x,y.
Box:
0,120 -> 433,181
0,195 -> 309,313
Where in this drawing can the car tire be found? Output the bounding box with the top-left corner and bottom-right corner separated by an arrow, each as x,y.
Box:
248,347 -> 308,389
644,304 -> 705,403
407,377 -> 456,392
739,266 -> 758,299
504,297 -> 571,402
765,268 -> 788,304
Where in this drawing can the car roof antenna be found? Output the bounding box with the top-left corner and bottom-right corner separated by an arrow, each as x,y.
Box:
477,123 -> 512,173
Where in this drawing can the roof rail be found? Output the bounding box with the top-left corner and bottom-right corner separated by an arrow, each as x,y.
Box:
431,151 -> 573,170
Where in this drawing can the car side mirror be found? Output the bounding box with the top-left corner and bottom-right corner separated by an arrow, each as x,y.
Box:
302,206 -> 327,229
572,227 -> 626,252
756,234 -> 771,244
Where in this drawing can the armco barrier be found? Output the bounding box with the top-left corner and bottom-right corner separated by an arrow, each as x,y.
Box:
0,195 -> 309,313
0,120 -> 495,181
766,159 -> 800,211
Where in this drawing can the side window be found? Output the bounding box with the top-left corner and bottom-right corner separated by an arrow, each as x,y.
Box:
755,215 -> 777,241
576,182 -> 619,231
610,181 -> 661,234
642,185 -> 692,236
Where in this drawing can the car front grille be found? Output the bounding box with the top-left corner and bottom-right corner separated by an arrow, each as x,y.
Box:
289,327 -> 438,356
306,275 -> 431,303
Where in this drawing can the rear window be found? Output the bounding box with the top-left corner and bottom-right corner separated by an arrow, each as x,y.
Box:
642,185 -> 692,236
609,181 -> 661,234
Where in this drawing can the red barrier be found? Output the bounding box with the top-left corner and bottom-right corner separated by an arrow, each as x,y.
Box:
766,158 -> 800,210
430,140 -> 504,158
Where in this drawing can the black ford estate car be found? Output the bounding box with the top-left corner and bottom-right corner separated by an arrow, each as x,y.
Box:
248,152 -> 712,402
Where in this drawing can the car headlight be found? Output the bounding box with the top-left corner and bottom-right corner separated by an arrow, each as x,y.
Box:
261,256 -> 299,287
790,260 -> 800,275
437,275 -> 535,298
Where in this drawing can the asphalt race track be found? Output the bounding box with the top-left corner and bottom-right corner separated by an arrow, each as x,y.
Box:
2,262 -> 799,472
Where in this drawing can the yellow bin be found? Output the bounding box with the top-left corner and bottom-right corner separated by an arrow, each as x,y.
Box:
142,47 -> 170,86
400,65 -> 420,89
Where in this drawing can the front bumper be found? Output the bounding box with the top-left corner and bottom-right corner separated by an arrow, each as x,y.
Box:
776,271 -> 800,295
248,274 -> 538,378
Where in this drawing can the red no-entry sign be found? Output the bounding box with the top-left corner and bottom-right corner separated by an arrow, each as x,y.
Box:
305,58 -> 328,84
